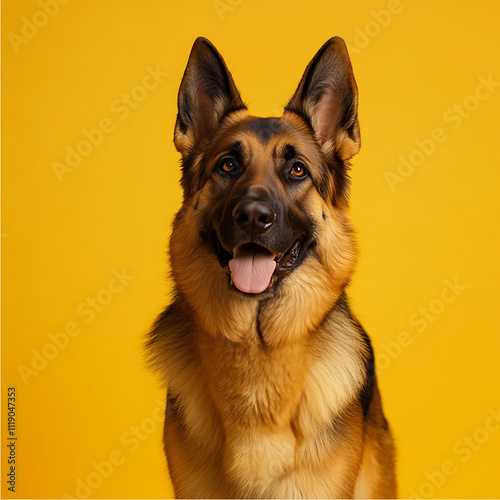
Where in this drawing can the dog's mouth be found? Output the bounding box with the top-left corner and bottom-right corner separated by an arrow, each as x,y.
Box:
216,238 -> 305,295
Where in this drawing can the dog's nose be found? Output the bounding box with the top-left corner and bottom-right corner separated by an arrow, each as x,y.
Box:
232,199 -> 276,234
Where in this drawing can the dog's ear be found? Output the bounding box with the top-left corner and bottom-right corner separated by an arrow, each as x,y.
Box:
285,37 -> 360,161
174,37 -> 246,157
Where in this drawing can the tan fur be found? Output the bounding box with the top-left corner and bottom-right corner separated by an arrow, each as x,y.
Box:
147,37 -> 397,499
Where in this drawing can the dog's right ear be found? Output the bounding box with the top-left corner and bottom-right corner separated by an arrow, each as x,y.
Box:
174,38 -> 246,158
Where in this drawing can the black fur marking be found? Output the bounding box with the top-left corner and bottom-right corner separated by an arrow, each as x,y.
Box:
165,392 -> 182,417
225,141 -> 243,159
336,293 -> 375,418
243,117 -> 287,144
282,144 -> 296,160
314,153 -> 350,205
330,150 -> 350,201
214,236 -> 232,267
256,301 -> 266,347
359,334 -> 375,418
315,162 -> 335,203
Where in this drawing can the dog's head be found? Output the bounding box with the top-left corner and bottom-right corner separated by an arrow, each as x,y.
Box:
169,38 -> 360,341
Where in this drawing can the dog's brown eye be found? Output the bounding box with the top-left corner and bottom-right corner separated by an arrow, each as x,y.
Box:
220,158 -> 237,173
290,161 -> 307,178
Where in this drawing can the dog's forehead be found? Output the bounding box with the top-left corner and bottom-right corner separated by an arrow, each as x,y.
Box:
218,114 -> 317,158
240,117 -> 289,144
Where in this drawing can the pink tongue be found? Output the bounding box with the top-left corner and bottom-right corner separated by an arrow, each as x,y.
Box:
229,245 -> 277,294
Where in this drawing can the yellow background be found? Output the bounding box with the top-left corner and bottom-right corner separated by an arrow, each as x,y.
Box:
2,0 -> 500,498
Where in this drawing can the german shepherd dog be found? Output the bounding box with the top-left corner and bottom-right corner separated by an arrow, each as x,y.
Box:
146,37 -> 397,498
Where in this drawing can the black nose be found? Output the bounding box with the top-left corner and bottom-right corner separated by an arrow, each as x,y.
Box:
232,199 -> 276,234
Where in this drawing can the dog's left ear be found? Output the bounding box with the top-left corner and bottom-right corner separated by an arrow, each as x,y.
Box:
174,37 -> 247,158
285,37 -> 360,161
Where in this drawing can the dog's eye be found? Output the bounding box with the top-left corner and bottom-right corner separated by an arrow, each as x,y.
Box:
219,157 -> 237,173
290,161 -> 308,179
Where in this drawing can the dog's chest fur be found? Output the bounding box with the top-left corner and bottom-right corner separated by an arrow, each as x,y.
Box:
198,324 -> 310,428
162,301 -> 369,497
